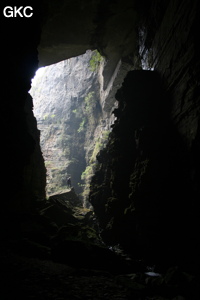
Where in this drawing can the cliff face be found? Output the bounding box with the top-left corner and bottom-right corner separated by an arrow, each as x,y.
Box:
30,50 -> 122,202
30,51 -> 99,197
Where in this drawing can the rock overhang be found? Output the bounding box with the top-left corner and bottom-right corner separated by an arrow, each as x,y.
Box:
37,0 -> 138,76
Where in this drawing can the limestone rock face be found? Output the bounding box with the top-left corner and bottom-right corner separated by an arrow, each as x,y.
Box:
30,51 -> 98,195
30,50 -> 122,200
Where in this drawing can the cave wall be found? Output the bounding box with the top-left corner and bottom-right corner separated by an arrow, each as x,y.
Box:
90,0 -> 200,267
1,0 -> 200,268
38,0 -> 138,83
1,1 -> 46,216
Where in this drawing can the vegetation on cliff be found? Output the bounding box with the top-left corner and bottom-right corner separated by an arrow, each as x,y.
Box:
89,50 -> 103,72
30,50 -> 110,203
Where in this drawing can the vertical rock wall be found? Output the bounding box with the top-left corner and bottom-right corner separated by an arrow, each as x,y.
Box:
30,51 -> 100,196
1,2 -> 46,216
90,0 -> 200,268
30,50 -> 123,202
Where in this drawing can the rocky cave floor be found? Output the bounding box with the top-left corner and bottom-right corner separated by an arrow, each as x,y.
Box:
1,189 -> 199,300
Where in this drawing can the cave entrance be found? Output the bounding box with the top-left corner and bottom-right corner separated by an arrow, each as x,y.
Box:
29,50 -> 110,206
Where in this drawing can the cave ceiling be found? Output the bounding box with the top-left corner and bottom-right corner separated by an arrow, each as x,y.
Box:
38,0 -> 138,84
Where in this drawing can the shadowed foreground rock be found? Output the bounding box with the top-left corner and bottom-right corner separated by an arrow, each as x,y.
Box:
1,190 -> 199,299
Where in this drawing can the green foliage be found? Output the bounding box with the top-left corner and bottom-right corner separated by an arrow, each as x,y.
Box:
77,118 -> 86,133
72,106 -> 83,119
90,141 -> 102,163
77,92 -> 97,133
102,130 -> 110,140
84,92 -> 96,114
43,113 -> 49,121
81,186 -> 91,200
89,50 -> 103,72
81,129 -> 110,204
42,113 -> 57,125
81,163 -> 97,206
83,92 -> 98,128
45,160 -> 52,168
81,165 -> 94,181
90,130 -> 110,163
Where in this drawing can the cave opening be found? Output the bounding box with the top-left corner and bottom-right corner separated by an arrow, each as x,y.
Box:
1,0 -> 200,298
29,49 -> 112,207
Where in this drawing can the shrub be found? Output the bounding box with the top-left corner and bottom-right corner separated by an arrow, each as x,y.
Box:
77,118 -> 86,133
84,92 -> 96,114
81,165 -> 93,181
89,50 -> 103,72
